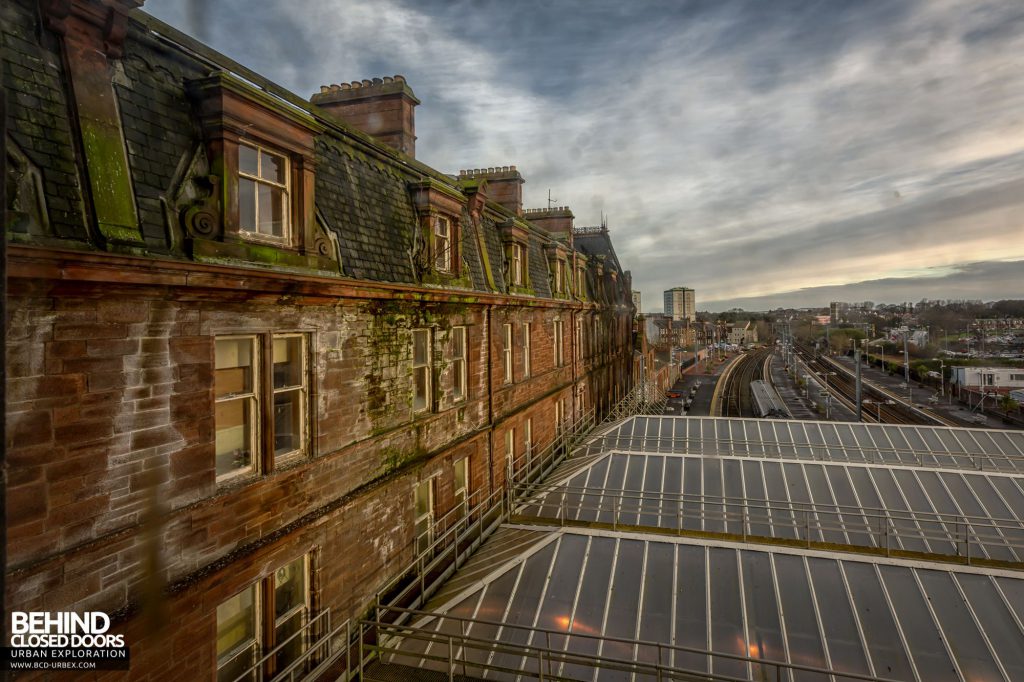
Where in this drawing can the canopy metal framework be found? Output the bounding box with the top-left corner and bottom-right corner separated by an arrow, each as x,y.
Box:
516,452 -> 1024,563
374,417 -> 1024,682
394,529 -> 1024,682
586,416 -> 1024,472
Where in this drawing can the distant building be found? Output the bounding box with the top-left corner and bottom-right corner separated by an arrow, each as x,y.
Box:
663,286 -> 696,322
632,290 -> 642,315
727,321 -> 758,346
830,301 -> 848,323
951,367 -> 1024,390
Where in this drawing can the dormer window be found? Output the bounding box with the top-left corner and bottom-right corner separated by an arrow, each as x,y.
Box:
186,72 -> 333,271
510,243 -> 524,286
408,179 -> 465,281
238,143 -> 289,241
434,216 -> 452,272
497,220 -> 532,293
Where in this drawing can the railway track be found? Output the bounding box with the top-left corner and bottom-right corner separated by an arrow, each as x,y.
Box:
719,348 -> 773,417
792,344 -> 946,426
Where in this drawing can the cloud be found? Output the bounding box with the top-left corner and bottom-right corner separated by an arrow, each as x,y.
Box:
699,259 -> 1024,312
148,0 -> 1024,308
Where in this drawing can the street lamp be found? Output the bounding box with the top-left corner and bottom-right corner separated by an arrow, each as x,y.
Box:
863,398 -> 897,424
818,371 -> 837,419
931,357 -> 946,399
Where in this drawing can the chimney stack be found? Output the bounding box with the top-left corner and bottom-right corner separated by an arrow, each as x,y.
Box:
312,76 -> 419,157
523,206 -> 574,236
458,167 -> 525,216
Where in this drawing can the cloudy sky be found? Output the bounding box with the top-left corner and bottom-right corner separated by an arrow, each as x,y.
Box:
150,0 -> 1024,312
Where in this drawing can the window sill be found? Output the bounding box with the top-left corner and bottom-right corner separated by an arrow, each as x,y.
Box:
190,237 -> 339,275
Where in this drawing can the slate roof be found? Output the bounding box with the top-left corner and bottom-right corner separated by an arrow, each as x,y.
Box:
4,0 -> 630,306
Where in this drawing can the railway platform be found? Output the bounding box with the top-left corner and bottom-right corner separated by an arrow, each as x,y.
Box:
662,355 -> 730,417
831,354 -> 1021,430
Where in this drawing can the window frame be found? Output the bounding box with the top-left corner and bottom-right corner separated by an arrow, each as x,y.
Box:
523,322 -> 532,378
214,332 -> 311,484
453,457 -> 470,515
502,323 -> 514,384
505,427 -> 516,479
237,142 -> 291,245
271,333 -> 308,464
553,318 -> 564,367
215,335 -> 260,482
524,418 -> 533,460
414,477 -> 437,553
434,215 -> 452,273
510,243 -> 524,286
451,326 -> 467,402
576,318 -> 584,361
412,328 -> 433,413
215,553 -> 313,682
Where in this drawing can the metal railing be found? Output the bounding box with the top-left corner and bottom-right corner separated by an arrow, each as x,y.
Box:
372,407 -> 603,628
506,408 -> 597,492
576,431 -> 1024,472
512,484 -> 1024,564
227,608 -> 353,682
374,486 -> 508,625
360,605 -> 902,682
604,380 -> 668,422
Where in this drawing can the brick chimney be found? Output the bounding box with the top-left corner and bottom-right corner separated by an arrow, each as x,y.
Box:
523,206 -> 574,237
458,167 -> 524,216
312,76 -> 419,157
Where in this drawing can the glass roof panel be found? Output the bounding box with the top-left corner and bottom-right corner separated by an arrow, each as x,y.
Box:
877,565 -> 958,681
674,544 -> 710,673
956,573 -> 1024,681
917,570 -> 1004,681
772,553 -> 829,682
840,562 -> 915,680
805,557 -> 872,677
709,548 -> 748,679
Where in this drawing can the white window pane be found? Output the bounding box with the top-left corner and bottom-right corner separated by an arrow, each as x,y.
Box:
453,328 -> 465,358
215,398 -> 253,476
258,184 -> 286,237
413,330 -> 428,365
217,585 -> 257,680
239,178 -> 256,232
239,145 -> 259,176
274,389 -> 302,456
261,150 -> 286,183
414,367 -> 429,411
274,557 -> 307,618
215,338 -> 253,398
273,337 -> 303,389
415,480 -> 432,516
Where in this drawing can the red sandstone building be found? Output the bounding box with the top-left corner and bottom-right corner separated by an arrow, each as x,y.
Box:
3,0 -> 637,678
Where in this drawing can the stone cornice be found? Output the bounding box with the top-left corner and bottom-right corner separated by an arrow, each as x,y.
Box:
7,245 -> 593,309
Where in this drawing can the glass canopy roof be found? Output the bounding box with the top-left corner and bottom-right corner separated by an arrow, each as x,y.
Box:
387,417 -> 1024,682
398,528 -> 1024,681
586,416 -> 1024,472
